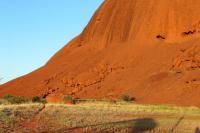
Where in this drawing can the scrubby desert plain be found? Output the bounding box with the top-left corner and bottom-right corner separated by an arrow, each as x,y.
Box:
0,99 -> 200,133
2,0 -> 200,132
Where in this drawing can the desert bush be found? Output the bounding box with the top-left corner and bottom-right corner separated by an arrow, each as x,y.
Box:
8,96 -> 29,104
63,95 -> 75,104
1,94 -> 29,104
2,94 -> 13,100
32,96 -> 47,104
63,95 -> 73,101
32,96 -> 40,103
121,93 -> 134,102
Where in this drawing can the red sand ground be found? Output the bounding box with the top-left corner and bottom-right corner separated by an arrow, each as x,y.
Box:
1,0 -> 200,106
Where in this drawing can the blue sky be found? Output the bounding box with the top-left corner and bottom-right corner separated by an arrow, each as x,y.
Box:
0,0 -> 103,84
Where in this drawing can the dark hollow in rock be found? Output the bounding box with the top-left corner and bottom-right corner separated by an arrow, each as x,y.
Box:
156,35 -> 165,40
182,30 -> 196,36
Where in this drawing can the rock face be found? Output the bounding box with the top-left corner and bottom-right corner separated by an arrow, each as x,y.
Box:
1,0 -> 200,106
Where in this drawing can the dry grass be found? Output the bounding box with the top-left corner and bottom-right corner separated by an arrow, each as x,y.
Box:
0,102 -> 200,133
0,103 -> 44,133
71,101 -> 200,115
39,102 -> 200,132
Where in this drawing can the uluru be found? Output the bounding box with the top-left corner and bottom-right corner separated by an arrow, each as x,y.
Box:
1,0 -> 200,107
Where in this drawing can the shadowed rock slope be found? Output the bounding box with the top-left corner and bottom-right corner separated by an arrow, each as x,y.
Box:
1,0 -> 200,106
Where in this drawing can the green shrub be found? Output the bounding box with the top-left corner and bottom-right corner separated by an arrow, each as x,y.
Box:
1,94 -> 29,104
63,95 -> 75,104
63,95 -> 72,101
2,94 -> 13,100
32,96 -> 40,103
121,93 -> 134,102
32,96 -> 47,104
8,96 -> 29,104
